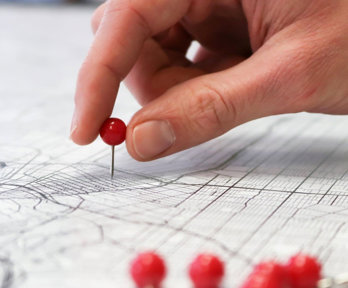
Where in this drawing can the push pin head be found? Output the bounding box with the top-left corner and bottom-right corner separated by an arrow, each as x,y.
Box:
189,253 -> 225,288
130,251 -> 166,288
241,254 -> 322,288
99,118 -> 126,178
286,253 -> 321,288
241,261 -> 287,288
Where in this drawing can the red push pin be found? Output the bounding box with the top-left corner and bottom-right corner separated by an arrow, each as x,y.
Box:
189,253 -> 225,288
130,251 -> 166,288
241,261 -> 287,288
99,118 -> 127,178
286,254 -> 321,288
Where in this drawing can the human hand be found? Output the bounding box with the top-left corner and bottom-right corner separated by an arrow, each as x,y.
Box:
71,0 -> 348,161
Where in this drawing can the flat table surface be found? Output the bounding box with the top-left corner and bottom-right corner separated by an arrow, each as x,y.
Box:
1,5 -> 348,288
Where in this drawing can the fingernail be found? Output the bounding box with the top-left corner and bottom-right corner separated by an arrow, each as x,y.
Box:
70,111 -> 78,139
133,120 -> 176,159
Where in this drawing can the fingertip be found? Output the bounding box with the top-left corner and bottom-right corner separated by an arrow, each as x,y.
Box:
70,128 -> 99,146
69,114 -> 100,145
125,122 -> 148,162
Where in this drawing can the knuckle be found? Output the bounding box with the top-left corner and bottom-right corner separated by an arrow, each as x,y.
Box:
265,38 -> 336,112
127,0 -> 152,35
91,5 -> 104,33
295,42 -> 336,103
103,0 -> 151,36
90,12 -> 98,32
181,82 -> 235,136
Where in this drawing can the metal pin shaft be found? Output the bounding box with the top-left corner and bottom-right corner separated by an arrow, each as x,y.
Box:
111,145 -> 115,178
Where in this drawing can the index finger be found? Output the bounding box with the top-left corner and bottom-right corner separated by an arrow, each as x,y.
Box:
71,0 -> 193,145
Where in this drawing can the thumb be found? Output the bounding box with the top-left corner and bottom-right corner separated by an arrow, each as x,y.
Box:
126,39 -> 316,161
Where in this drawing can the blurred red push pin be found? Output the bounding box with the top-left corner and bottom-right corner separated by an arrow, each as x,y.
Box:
241,261 -> 287,288
130,252 -> 166,288
189,253 -> 225,288
241,254 -> 323,288
286,254 -> 321,288
99,118 -> 127,178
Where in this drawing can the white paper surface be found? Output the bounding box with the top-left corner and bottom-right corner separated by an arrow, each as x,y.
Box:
1,5 -> 348,288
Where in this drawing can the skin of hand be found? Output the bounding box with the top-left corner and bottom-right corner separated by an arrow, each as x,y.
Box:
71,0 -> 348,161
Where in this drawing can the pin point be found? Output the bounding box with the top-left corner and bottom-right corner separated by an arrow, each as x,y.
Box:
130,252 -> 166,288
189,253 -> 225,288
99,118 -> 127,178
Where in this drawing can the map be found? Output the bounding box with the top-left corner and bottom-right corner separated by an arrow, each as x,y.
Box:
1,5 -> 348,288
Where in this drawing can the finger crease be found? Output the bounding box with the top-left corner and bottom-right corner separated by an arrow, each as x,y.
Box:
204,83 -> 238,127
128,4 -> 152,37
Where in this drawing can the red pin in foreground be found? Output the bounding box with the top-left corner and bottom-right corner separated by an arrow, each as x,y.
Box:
130,252 -> 166,288
240,254 -> 322,288
286,254 -> 321,288
241,261 -> 287,288
99,118 -> 127,178
189,253 -> 225,288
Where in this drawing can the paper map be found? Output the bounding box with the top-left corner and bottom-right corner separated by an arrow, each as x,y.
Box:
1,5 -> 348,288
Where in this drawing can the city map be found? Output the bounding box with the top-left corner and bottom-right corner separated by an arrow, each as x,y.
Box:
1,5 -> 348,288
